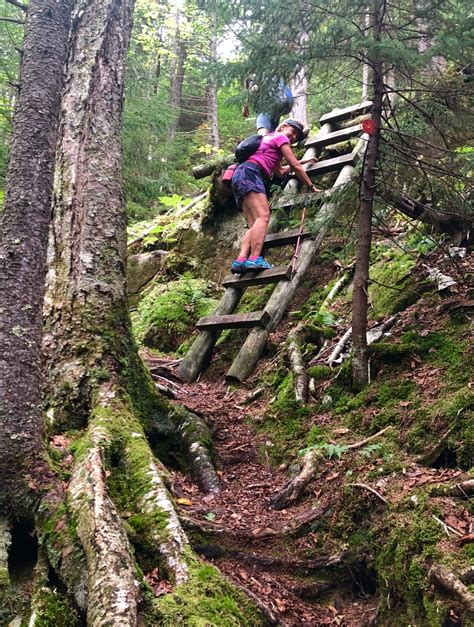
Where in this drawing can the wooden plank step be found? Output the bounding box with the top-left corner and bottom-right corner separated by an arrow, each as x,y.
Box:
319,100 -> 372,125
222,265 -> 292,288
303,124 -> 362,150
303,152 -> 356,176
196,311 -> 270,330
263,229 -> 312,249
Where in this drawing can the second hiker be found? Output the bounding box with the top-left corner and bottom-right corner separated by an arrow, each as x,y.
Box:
231,118 -> 319,274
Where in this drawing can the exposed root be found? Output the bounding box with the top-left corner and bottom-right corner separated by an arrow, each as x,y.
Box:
69,400 -> 139,625
287,328 -> 310,404
428,479 -> 474,498
230,581 -> 282,626
270,447 -> 321,510
428,563 -> 474,615
414,427 -> 454,466
174,407 -> 220,494
271,427 -> 391,509
122,426 -> 192,585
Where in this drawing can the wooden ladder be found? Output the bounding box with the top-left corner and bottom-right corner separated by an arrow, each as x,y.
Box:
179,100 -> 372,383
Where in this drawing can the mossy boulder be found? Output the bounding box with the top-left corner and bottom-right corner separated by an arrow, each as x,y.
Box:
369,248 -> 422,316
132,276 -> 217,353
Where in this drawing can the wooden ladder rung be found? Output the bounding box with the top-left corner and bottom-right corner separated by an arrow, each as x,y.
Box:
196,311 -> 270,330
303,124 -> 362,150
263,229 -> 312,249
319,100 -> 372,125
222,264 -> 292,288
304,152 -> 356,176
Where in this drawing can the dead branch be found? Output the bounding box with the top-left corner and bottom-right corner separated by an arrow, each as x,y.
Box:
328,326 -> 352,365
6,0 -> 27,11
346,426 -> 392,450
270,447 -> 322,510
0,16 -> 24,24
349,483 -> 390,505
432,515 -> 464,538
429,564 -> 474,615
127,191 -> 209,249
230,581 -> 282,626
428,479 -> 474,498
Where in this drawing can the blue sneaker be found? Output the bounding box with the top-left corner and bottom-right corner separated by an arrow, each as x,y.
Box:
230,259 -> 247,274
242,256 -> 274,272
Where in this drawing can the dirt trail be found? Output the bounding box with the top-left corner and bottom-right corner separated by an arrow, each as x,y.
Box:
168,371 -> 378,626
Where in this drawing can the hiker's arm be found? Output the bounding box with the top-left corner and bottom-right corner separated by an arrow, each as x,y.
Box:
280,144 -> 320,190
273,156 -> 318,177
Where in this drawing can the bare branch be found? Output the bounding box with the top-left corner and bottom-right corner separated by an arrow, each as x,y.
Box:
6,0 -> 27,11
0,16 -> 24,24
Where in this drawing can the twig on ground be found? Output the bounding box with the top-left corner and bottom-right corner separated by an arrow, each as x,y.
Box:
349,483 -> 390,505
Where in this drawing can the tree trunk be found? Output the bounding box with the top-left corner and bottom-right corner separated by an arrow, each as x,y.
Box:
207,10 -> 219,149
290,64 -> 308,127
0,0 -> 73,515
168,9 -> 187,141
40,1 -> 263,622
351,0 -> 385,389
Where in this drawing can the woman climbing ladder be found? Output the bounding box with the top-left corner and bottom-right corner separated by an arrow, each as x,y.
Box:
230,119 -> 320,274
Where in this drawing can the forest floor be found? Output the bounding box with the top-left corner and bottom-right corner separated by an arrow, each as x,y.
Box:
142,243 -> 472,626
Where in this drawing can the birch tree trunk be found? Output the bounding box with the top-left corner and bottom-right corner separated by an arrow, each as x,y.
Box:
351,0 -> 385,389
0,0 -> 73,515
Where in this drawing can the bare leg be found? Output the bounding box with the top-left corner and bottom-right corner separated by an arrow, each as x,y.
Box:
241,192 -> 270,258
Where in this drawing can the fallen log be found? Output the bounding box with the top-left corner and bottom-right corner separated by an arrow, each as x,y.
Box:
192,154 -> 235,179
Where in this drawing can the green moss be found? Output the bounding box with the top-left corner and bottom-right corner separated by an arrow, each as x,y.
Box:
369,249 -> 421,316
258,373 -> 312,463
308,365 -> 332,380
153,563 -> 264,625
132,276 -> 217,353
375,512 -> 444,624
33,587 -> 79,626
0,568 -> 9,587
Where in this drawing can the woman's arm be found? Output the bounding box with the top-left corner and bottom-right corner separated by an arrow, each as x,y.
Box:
279,144 -> 320,191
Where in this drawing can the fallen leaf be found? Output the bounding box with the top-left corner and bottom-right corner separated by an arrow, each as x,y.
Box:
177,498 -> 193,506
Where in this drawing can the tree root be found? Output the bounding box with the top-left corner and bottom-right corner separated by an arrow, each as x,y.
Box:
271,427 -> 392,509
414,427 -> 454,466
270,448 -> 322,510
174,407 -> 220,494
121,424 -> 192,585
69,402 -> 139,625
429,563 -> 474,615
428,479 -> 474,498
287,326 -> 323,404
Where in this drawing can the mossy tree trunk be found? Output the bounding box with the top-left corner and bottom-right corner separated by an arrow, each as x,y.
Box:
39,0 -> 263,624
351,0 -> 385,389
0,0 -> 74,515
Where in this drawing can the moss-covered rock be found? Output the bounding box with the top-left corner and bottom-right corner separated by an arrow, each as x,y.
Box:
132,276 -> 217,353
152,563 -> 265,625
369,248 -> 423,316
